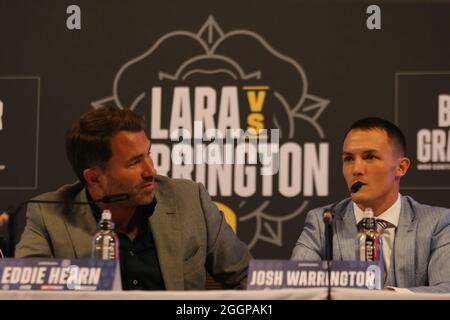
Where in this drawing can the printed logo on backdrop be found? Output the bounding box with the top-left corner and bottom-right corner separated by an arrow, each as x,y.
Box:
396,72 -> 450,190
0,77 -> 40,190
92,17 -> 330,249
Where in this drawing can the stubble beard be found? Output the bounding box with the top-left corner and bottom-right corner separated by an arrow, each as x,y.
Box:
129,187 -> 154,206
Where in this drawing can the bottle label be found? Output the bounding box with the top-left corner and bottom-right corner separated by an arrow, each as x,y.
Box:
93,233 -> 118,260
363,234 -> 381,262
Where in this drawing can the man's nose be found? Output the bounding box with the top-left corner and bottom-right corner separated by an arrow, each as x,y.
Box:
142,156 -> 157,177
352,158 -> 364,176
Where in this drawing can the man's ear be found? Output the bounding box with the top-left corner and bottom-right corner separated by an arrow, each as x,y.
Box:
83,167 -> 103,188
395,157 -> 411,177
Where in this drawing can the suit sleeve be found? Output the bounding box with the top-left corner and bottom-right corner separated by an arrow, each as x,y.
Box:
14,203 -> 54,258
198,183 -> 251,289
409,209 -> 450,293
291,209 -> 325,261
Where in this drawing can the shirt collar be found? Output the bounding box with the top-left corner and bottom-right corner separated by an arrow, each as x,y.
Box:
353,193 -> 401,227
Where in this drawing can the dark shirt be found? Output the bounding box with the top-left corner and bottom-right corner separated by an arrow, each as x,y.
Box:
87,190 -> 165,290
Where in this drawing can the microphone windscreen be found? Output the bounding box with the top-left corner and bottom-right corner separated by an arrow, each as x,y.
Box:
323,210 -> 333,223
0,213 -> 9,227
350,181 -> 363,193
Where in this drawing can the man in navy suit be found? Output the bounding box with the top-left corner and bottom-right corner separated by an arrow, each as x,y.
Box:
291,117 -> 450,293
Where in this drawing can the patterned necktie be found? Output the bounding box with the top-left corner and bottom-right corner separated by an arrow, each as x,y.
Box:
356,219 -> 395,232
376,219 -> 396,232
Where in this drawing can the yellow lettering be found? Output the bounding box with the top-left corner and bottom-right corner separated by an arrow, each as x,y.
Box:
247,113 -> 265,134
246,90 -> 267,113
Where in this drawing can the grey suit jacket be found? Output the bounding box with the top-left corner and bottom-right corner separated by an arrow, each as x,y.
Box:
15,175 -> 250,290
291,196 -> 450,293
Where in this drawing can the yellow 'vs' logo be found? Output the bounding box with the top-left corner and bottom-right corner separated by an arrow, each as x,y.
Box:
243,86 -> 269,135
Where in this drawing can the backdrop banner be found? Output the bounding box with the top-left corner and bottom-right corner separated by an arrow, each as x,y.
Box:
1,0 -> 449,258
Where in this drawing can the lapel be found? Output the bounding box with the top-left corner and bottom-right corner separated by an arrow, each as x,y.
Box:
334,200 -> 357,260
387,196 -> 417,287
64,187 -> 98,258
150,178 -> 184,290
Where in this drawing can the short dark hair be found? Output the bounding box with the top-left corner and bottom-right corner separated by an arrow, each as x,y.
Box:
66,106 -> 145,183
345,117 -> 407,156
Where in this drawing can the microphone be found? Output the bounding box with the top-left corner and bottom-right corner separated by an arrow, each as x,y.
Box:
322,181 -> 363,300
350,181 -> 363,193
0,193 -> 129,257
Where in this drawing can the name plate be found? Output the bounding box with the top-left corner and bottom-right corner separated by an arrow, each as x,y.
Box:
0,258 -> 121,291
247,260 -> 382,290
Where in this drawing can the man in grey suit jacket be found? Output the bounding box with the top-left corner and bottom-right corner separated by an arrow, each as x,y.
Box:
291,117 -> 450,293
15,106 -> 250,290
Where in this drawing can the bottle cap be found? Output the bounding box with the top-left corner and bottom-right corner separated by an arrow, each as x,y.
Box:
363,208 -> 374,219
101,209 -> 112,220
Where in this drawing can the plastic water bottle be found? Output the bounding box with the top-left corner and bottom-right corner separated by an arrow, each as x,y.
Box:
356,208 -> 382,264
92,209 -> 119,260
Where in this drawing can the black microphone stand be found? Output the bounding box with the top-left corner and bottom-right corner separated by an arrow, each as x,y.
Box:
322,181 -> 363,300
8,206 -> 18,258
323,203 -> 338,301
